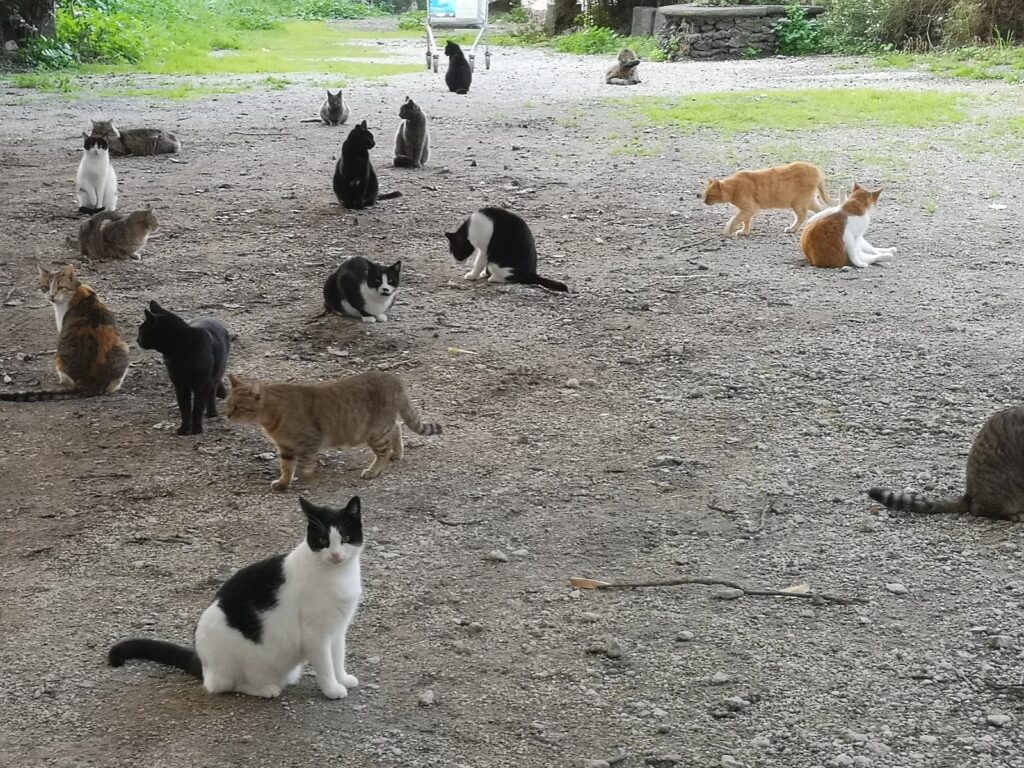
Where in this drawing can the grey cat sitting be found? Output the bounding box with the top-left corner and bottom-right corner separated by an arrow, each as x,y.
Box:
91,119 -> 180,156
393,97 -> 429,169
302,90 -> 350,126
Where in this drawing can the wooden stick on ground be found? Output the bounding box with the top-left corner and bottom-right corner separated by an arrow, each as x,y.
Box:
569,576 -> 865,605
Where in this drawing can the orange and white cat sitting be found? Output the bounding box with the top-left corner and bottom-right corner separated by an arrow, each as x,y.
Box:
800,183 -> 896,269
703,161 -> 835,235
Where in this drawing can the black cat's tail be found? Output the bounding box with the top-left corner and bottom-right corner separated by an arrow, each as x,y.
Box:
78,205 -> 105,215
866,487 -> 969,515
216,382 -> 227,399
454,88 -> 469,95
510,273 -> 569,293
109,638 -> 203,679
378,191 -> 403,200
0,388 -> 102,402
393,156 -> 417,168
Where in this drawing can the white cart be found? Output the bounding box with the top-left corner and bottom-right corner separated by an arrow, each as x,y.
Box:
426,0 -> 491,73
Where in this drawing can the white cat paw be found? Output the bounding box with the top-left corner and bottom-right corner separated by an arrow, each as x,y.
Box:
360,467 -> 382,480
321,683 -> 349,700
271,479 -> 290,491
361,315 -> 377,323
463,272 -> 480,280
374,314 -> 388,323
338,673 -> 359,688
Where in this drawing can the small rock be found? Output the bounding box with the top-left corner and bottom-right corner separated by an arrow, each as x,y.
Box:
840,729 -> 869,744
986,714 -> 1012,727
579,761 -> 610,768
856,517 -> 878,532
585,636 -> 623,659
485,549 -> 509,563
885,583 -> 908,594
652,455 -> 685,467
620,356 -> 641,365
829,755 -> 855,768
651,707 -> 668,718
565,378 -> 581,389
417,689 -> 435,706
3,40 -> 18,53
864,741 -> 891,755
720,757 -> 743,768
713,588 -> 745,600
675,630 -> 695,642
723,696 -> 749,711
988,635 -> 1015,650
710,671 -> 732,685
2,374 -> 10,384
919,735 -> 938,744
852,758 -> 872,768
644,755 -> 682,767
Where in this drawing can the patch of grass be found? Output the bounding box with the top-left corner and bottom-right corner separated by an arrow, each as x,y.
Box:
874,45 -> 1024,84
81,21 -> 421,76
920,194 -> 938,215
96,82 -> 254,99
8,72 -> 79,93
552,27 -> 663,60
611,135 -> 662,157
624,89 -> 968,134
264,74 -> 292,89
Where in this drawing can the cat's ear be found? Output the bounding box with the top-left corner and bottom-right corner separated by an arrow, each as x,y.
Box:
36,263 -> 49,279
143,308 -> 154,320
299,496 -> 329,529
342,496 -> 361,517
360,119 -> 367,128
870,187 -> 882,202
444,232 -> 455,242
390,260 -> 401,274
82,131 -> 90,141
852,181 -> 863,192
149,300 -> 165,314
227,372 -> 243,388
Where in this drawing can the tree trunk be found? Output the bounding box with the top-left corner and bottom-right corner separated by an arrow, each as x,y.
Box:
1,0 -> 57,44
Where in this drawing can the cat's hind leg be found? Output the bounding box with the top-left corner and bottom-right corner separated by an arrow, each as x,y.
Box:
297,451 -> 319,480
360,432 -> 394,479
786,201 -> 812,233
389,424 -> 404,461
233,682 -> 282,698
861,238 -> 897,257
56,364 -> 75,388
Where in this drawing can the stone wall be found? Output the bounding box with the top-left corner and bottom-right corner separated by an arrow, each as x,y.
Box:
632,4 -> 825,61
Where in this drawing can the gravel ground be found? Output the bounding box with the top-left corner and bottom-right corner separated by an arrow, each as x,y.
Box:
2,27 -> 1024,768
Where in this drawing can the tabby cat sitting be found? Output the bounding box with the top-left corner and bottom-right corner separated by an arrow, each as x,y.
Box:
703,161 -> 835,235
226,370 -> 441,490
869,405 -> 1024,521
110,495 -> 364,700
0,265 -> 128,401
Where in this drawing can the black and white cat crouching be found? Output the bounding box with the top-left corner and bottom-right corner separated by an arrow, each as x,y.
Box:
444,207 -> 568,292
109,496 -> 364,700
137,301 -> 231,436
323,257 -> 401,323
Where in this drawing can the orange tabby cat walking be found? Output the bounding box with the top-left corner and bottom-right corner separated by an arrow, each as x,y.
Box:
801,183 -> 897,268
226,370 -> 442,490
703,161 -> 835,235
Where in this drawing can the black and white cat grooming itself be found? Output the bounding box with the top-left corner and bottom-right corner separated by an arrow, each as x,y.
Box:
109,496 -> 364,700
323,257 -> 401,323
445,207 -> 568,292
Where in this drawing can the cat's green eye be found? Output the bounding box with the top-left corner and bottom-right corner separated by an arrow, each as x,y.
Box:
340,536 -> 349,543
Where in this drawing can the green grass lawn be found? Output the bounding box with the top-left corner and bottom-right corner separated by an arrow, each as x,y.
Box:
875,45 -> 1024,84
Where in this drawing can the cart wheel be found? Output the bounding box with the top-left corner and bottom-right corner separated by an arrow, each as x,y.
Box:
425,51 -> 431,70
469,54 -> 475,72
485,52 -> 491,70
432,55 -> 439,73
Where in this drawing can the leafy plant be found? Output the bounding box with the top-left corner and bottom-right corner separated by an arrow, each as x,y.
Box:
398,10 -> 426,29
773,4 -> 824,56
741,45 -> 760,59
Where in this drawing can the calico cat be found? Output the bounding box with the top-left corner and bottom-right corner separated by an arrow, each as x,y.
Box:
77,207 -> 159,260
444,207 -> 568,292
323,257 -> 401,323
137,301 -> 231,436
868,406 -> 1024,521
801,183 -> 896,268
393,97 -> 429,169
703,162 -> 835,235
332,121 -> 402,210
605,48 -> 641,85
226,370 -> 442,490
0,265 -> 129,401
76,134 -> 117,215
444,40 -> 472,95
110,495 -> 364,700
91,119 -> 180,156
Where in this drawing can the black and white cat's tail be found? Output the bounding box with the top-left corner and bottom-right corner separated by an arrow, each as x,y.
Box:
867,487 -> 969,515
78,205 -> 105,216
109,638 -> 203,679
378,191 -> 403,200
0,388 -> 103,402
509,273 -> 569,293
400,400 -> 443,437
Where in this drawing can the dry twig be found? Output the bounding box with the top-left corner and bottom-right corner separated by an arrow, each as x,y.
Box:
569,575 -> 865,605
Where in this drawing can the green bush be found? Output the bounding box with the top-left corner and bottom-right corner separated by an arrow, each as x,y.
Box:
773,4 -> 824,55
56,7 -> 148,62
398,10 -> 426,29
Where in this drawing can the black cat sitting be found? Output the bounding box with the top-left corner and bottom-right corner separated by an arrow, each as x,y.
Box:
332,120 -> 402,210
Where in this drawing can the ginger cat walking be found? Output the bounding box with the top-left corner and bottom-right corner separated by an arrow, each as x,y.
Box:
703,161 -> 835,235
800,182 -> 896,268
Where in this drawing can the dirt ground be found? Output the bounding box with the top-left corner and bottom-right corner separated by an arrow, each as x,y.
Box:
3,26 -> 1024,768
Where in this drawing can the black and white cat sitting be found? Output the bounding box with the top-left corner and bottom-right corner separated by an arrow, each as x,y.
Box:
109,496 -> 364,700
323,257 -> 401,323
445,207 -> 568,292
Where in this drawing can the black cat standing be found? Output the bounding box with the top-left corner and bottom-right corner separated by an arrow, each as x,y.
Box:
138,301 -> 231,435
444,41 -> 472,95
332,120 -> 401,210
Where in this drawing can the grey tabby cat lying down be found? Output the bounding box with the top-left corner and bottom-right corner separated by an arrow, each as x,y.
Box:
91,119 -> 180,156
76,208 -> 159,260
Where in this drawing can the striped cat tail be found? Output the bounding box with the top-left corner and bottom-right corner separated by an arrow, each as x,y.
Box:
867,488 -> 969,515
0,388 -> 101,402
399,397 -> 442,436
109,638 -> 202,679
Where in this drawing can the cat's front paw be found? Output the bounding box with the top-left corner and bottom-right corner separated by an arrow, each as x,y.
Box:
176,425 -> 192,436
374,314 -> 388,323
271,479 -> 291,491
360,315 -> 377,323
338,673 -> 358,688
320,683 -> 349,700
360,467 -> 382,480
463,271 -> 480,280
